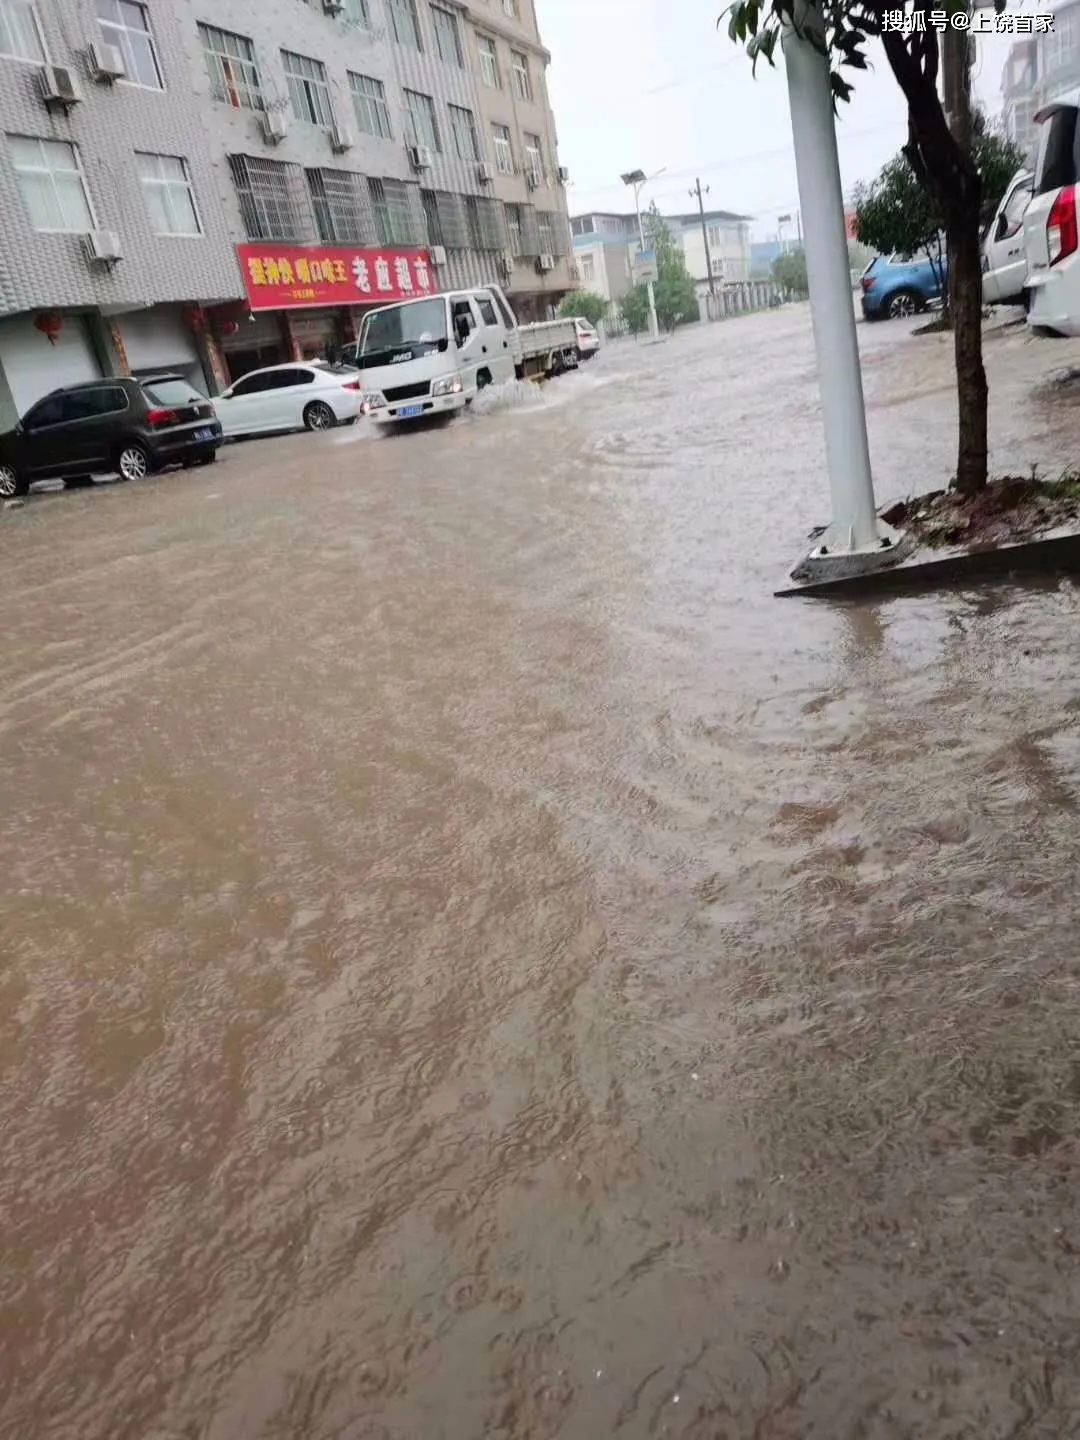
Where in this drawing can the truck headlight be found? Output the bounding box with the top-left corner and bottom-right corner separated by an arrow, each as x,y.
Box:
360,392 -> 386,413
431,373 -> 464,397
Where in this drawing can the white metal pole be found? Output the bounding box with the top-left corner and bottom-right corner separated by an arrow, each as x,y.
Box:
634,182 -> 660,341
783,0 -> 882,554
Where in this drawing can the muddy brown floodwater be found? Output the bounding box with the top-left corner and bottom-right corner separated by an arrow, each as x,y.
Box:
5,306 -> 1080,1439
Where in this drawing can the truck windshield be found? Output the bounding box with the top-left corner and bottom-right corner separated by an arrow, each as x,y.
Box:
358,298 -> 448,364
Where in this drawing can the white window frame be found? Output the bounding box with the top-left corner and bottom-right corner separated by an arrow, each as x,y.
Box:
448,103 -> 479,162
404,88 -> 441,153
476,33 -> 500,88
511,50 -> 531,100
387,0 -> 422,50
430,4 -> 462,65
198,24 -> 264,111
342,0 -> 370,23
136,152 -> 201,237
8,135 -> 97,234
282,49 -> 334,128
96,0 -> 162,89
502,0 -> 517,15
492,122 -> 514,175
0,0 -> 47,64
523,133 -> 542,176
348,71 -> 392,140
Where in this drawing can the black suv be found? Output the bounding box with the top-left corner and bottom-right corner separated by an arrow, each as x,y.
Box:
0,374 -> 222,498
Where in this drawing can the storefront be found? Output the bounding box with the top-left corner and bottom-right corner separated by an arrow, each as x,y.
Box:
0,311 -> 102,420
115,305 -> 203,392
209,242 -> 437,383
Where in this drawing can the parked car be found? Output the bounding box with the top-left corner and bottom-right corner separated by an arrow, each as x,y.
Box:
573,317 -> 601,358
982,168 -> 1034,306
213,361 -> 363,438
0,374 -> 220,499
859,251 -> 947,319
1023,88 -> 1080,335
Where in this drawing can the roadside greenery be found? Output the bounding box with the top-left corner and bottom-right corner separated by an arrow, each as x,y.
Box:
721,0 -> 1012,494
558,291 -> 608,327
772,248 -> 809,297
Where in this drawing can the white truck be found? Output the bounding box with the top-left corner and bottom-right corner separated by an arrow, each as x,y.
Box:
342,285 -> 582,426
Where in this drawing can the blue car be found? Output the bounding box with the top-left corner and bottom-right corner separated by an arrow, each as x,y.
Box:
860,252 -> 948,320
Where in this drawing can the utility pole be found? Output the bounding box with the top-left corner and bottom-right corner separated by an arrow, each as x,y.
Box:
690,177 -> 716,298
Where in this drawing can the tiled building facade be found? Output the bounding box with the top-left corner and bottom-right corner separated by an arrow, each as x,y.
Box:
0,0 -> 575,424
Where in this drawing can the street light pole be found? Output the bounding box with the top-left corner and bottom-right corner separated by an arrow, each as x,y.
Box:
621,167 -> 662,341
782,0 -> 901,578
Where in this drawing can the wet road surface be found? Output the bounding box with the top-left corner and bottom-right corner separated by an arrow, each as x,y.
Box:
5,307 -> 1080,1438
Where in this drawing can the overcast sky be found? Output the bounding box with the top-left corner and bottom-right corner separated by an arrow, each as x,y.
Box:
537,0 -> 1015,238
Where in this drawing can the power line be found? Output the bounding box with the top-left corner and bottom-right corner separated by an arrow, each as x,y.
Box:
567,117 -> 906,202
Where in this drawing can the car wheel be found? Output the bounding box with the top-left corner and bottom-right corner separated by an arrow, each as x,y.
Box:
116,442 -> 151,481
887,289 -> 922,319
197,450 -> 218,466
0,462 -> 27,498
476,369 -> 492,391
303,401 -> 336,431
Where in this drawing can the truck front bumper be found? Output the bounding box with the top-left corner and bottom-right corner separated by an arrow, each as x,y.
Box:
369,392 -> 469,425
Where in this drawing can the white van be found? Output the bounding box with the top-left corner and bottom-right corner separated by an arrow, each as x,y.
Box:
982,168 -> 1033,307
1023,87 -> 1080,334
343,286 -> 581,426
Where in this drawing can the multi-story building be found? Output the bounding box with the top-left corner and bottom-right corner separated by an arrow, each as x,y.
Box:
1001,2 -> 1080,166
569,207 -> 752,308
0,0 -> 574,425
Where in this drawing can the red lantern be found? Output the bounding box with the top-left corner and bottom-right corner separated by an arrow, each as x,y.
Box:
34,313 -> 63,345
218,319 -> 239,338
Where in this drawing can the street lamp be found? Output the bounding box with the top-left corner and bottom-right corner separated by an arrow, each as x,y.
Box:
621,166 -> 664,340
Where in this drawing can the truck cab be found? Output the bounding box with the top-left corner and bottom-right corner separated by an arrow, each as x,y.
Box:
345,287 -> 519,425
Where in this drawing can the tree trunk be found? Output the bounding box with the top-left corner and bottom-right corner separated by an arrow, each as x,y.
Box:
947,210 -> 988,496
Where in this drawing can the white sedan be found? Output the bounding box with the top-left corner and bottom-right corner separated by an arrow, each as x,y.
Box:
214,361 -> 363,438
573,318 -> 601,358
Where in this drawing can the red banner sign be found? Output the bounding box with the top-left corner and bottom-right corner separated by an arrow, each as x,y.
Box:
236,243 -> 437,310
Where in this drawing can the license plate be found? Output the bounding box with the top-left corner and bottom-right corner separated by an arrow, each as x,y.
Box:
194,427 -> 216,442
398,405 -> 423,418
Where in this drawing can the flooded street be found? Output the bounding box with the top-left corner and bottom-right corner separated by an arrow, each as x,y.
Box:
6,305 -> 1080,1437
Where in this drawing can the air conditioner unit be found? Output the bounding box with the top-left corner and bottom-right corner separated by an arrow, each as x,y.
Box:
329,121 -> 353,153
82,230 -> 122,267
323,0 -> 345,11
408,144 -> 433,171
88,41 -> 126,82
536,253 -> 555,273
525,168 -> 542,191
499,252 -> 514,276
40,65 -> 81,108
429,244 -> 447,267
557,165 -> 570,185
261,109 -> 289,144
476,160 -> 494,185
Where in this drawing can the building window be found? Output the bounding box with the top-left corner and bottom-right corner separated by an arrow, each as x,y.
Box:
421,187 -> 443,246
523,133 -> 542,177
476,33 -> 500,88
96,0 -> 161,87
464,195 -> 483,250
342,0 -> 370,22
387,0 -> 421,50
447,103 -> 479,162
307,168 -> 370,244
404,89 -> 440,152
371,178 -> 423,246
136,152 -> 200,235
511,50 -> 531,100
228,154 -> 309,241
282,50 -> 333,127
491,122 -> 514,175
0,0 -> 45,63
580,253 -> 594,282
348,73 -> 391,139
502,0 -> 517,15
8,136 -> 94,232
537,211 -> 554,253
504,201 -> 522,254
198,24 -> 263,110
430,4 -> 462,65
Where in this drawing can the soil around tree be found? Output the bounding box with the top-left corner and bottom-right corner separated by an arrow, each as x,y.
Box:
881,474 -> 1080,550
